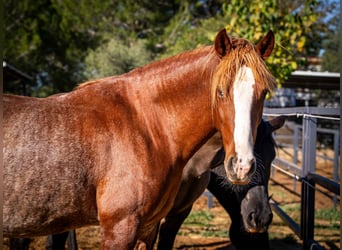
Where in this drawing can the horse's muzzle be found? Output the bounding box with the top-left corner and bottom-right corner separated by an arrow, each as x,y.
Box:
225,156 -> 256,185
245,210 -> 273,233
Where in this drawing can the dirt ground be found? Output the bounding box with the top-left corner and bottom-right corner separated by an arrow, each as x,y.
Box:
3,134 -> 340,249
4,197 -> 304,250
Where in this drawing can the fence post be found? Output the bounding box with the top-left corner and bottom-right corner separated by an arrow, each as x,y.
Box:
292,125 -> 300,192
294,125 -> 299,165
300,111 -> 317,250
333,131 -> 340,208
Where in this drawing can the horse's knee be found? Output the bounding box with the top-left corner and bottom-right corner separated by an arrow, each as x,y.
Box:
99,213 -> 140,249
134,240 -> 147,250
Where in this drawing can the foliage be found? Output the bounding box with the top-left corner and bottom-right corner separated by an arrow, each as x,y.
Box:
162,0 -> 321,86
157,1 -> 226,57
321,1 -> 340,72
4,0 -> 114,96
222,0 -> 319,85
4,0 -> 338,96
110,0 -> 179,41
304,0 -> 340,57
321,34 -> 340,73
84,38 -> 152,79
3,0 -> 182,96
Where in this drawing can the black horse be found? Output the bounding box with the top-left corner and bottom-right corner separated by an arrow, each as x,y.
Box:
156,116 -> 285,250
207,117 -> 283,250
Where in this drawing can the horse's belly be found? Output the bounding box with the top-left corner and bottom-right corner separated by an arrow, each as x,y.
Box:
3,151 -> 98,237
4,108 -> 99,236
3,179 -> 98,237
3,173 -> 98,237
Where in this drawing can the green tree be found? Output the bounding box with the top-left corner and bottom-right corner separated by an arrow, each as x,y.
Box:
221,0 -> 320,85
321,29 -> 340,72
4,0 -> 337,96
161,0 -> 321,86
4,0 -> 114,96
84,37 -> 152,79
4,0 -> 181,95
320,1 -> 340,72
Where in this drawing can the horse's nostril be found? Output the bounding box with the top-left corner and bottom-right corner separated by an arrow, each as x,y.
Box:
233,157 -> 238,164
248,212 -> 255,222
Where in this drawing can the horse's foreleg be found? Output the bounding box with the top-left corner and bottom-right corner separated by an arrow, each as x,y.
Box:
157,206 -> 193,250
46,231 -> 70,250
66,230 -> 78,250
99,214 -> 141,250
147,223 -> 160,250
134,240 -> 147,250
9,238 -> 31,250
135,223 -> 160,250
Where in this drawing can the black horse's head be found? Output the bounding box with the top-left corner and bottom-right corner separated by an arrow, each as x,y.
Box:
208,116 -> 286,250
207,116 -> 285,250
238,116 -> 285,233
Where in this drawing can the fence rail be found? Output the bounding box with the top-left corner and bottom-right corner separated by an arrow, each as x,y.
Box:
263,106 -> 340,250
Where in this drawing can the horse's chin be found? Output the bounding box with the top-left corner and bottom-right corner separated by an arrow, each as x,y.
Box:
245,227 -> 267,233
224,157 -> 254,185
229,178 -> 250,185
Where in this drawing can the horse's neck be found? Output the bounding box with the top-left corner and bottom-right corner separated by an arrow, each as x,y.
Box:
71,47 -> 219,163
127,47 -> 219,160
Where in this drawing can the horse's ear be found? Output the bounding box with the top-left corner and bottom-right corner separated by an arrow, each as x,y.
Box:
214,28 -> 232,58
268,115 -> 286,132
255,30 -> 274,60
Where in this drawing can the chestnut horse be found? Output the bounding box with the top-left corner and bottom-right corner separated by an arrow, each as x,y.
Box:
4,28 -> 275,249
8,117 -> 284,250
155,116 -> 285,250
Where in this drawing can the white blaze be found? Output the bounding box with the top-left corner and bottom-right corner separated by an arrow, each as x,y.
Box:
233,66 -> 255,171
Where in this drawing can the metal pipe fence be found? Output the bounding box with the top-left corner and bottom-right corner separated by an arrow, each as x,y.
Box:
263,107 -> 340,250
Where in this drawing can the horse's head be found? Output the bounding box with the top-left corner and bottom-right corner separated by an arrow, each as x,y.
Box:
211,29 -> 276,185
239,116 -> 286,233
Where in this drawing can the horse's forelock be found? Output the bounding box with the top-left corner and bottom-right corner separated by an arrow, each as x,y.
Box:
210,38 -> 276,108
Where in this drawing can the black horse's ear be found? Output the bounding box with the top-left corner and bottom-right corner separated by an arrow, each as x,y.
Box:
214,28 -> 232,58
255,30 -> 275,60
268,115 -> 286,132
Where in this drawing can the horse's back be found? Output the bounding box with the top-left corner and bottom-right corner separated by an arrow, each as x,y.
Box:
3,94 -> 99,236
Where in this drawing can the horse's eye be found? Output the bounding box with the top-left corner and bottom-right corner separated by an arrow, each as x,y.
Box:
218,88 -> 224,98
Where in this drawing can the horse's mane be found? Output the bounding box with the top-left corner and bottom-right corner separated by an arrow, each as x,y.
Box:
76,75 -> 120,89
211,37 -> 276,107
76,46 -> 216,90
77,38 -> 276,107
